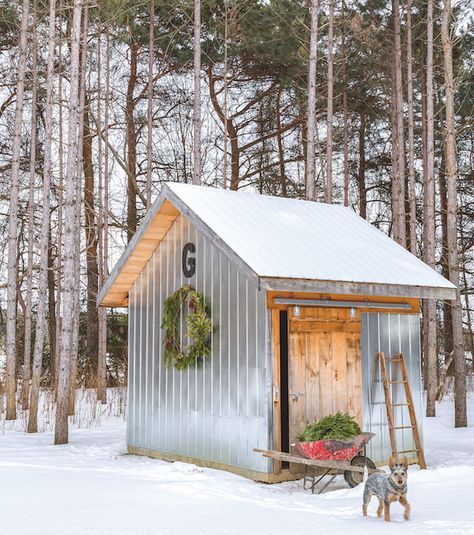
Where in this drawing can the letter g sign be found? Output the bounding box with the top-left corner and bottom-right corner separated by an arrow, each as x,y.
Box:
182,242 -> 196,278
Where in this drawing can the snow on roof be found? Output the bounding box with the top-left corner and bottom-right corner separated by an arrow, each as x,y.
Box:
98,183 -> 456,306
167,182 -> 455,293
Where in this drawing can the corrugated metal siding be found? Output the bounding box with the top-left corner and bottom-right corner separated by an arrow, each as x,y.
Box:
361,313 -> 423,463
128,214 -> 272,474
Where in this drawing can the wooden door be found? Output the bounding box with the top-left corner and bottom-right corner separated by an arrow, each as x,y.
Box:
288,307 -> 362,448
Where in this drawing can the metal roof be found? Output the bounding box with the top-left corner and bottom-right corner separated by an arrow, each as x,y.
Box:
98,182 -> 456,306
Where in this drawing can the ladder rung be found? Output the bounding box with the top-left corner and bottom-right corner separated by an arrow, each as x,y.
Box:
392,403 -> 410,407
397,449 -> 418,454
394,426 -> 415,430
388,380 -> 406,384
389,358 -> 402,362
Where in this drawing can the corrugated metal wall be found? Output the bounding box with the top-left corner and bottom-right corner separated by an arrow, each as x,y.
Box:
361,313 -> 423,463
128,214 -> 272,474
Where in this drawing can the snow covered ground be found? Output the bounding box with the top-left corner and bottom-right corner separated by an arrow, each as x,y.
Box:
1,394 -> 473,535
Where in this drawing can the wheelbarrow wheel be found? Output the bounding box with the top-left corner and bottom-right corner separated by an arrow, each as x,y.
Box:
344,456 -> 376,488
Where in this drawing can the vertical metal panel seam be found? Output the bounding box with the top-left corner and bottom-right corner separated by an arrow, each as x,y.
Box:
158,233 -> 163,449
202,234 -> 207,458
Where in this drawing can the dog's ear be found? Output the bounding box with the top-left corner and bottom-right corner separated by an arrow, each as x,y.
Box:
401,456 -> 408,468
389,455 -> 396,469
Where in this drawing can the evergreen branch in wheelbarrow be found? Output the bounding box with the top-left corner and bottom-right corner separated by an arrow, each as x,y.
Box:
294,412 -> 373,464
297,412 -> 361,442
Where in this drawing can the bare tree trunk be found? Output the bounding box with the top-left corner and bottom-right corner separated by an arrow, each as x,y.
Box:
54,19 -> 65,398
21,3 -> 38,410
341,0 -> 349,207
390,59 -> 400,239
276,89 -> 287,196
306,0 -> 319,200
69,4 -> 88,416
97,25 -> 107,403
5,0 -> 30,420
146,0 -> 154,207
406,0 -> 417,255
28,0 -> 56,433
391,0 -> 406,247
325,0 -> 334,204
358,111 -> 367,219
208,66 -> 240,190
423,0 -> 437,417
55,0 -> 83,445
97,23 -> 111,403
83,94 -> 99,386
439,145 -> 453,356
222,0 -> 229,189
441,0 -> 466,428
48,225 -> 57,380
126,39 -> 138,242
193,0 -> 201,184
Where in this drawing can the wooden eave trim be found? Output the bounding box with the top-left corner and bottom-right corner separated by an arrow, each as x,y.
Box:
97,188 -> 179,307
266,291 -> 420,314
260,277 -> 457,301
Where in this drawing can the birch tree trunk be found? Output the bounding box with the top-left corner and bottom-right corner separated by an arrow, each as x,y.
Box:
325,0 -> 334,204
390,59 -> 400,238
21,3 -> 38,410
69,3 -> 88,416
423,0 -> 437,417
222,0 -> 229,189
391,0 -> 406,247
54,22 -> 65,398
5,0 -> 30,420
97,24 -> 111,403
193,0 -> 201,184
97,25 -> 107,403
146,0 -> 154,207
441,0 -> 467,428
406,0 -> 417,255
342,0 -> 349,207
55,0 -> 83,445
306,0 -> 319,201
28,0 -> 56,433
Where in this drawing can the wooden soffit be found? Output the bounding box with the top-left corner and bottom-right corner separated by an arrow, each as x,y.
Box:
97,196 -> 179,307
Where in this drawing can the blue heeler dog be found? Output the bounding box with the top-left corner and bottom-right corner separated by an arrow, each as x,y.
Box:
362,456 -> 410,522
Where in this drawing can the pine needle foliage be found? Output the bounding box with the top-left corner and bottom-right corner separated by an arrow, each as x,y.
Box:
297,412 -> 361,442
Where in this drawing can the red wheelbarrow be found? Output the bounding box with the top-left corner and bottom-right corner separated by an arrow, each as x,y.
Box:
255,432 -> 379,494
294,432 -> 376,492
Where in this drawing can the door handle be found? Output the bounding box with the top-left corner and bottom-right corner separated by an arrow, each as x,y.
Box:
273,384 -> 279,402
290,391 -> 305,401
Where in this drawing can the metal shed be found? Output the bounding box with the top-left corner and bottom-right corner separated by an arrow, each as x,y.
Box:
98,183 -> 456,482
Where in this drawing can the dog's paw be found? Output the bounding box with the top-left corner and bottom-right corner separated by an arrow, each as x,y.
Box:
404,512 -> 410,521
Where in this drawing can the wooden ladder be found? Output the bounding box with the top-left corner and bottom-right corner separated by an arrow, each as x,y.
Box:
378,352 -> 427,469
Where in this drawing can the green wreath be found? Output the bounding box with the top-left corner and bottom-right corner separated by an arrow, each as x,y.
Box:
161,285 -> 213,371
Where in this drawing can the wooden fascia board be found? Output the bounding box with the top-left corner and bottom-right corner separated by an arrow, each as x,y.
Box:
97,188 -> 176,307
260,277 -> 457,301
164,186 -> 261,289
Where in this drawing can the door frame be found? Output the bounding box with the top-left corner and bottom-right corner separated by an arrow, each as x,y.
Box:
268,292 -> 420,475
